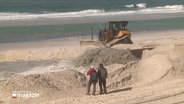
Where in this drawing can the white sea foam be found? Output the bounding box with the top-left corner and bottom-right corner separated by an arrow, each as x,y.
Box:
139,5 -> 184,14
0,9 -> 105,20
19,59 -> 72,75
125,4 -> 135,8
136,3 -> 147,8
156,5 -> 184,9
0,5 -> 183,21
125,3 -> 146,8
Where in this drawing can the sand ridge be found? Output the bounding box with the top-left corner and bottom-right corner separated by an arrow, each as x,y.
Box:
74,48 -> 138,67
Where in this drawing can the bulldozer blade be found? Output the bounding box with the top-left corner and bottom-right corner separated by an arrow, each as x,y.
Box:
106,36 -> 133,47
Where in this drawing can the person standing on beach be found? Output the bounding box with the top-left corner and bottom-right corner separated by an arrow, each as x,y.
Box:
86,66 -> 98,95
98,63 -> 108,94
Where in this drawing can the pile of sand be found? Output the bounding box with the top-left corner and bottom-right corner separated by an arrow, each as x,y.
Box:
143,45 -> 184,72
166,45 -> 184,73
74,48 -> 137,67
0,69 -> 86,104
137,44 -> 184,84
137,55 -> 173,84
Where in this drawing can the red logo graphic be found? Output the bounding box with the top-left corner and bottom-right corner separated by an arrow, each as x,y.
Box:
12,93 -> 17,98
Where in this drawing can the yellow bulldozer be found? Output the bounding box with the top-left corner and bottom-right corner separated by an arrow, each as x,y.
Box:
80,21 -> 133,47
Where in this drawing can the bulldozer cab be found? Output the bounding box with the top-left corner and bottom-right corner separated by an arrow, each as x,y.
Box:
99,21 -> 131,43
107,21 -> 129,39
109,21 -> 128,31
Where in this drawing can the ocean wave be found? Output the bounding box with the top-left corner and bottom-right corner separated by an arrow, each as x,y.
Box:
0,5 -> 184,21
125,4 -> 135,8
136,3 -> 147,8
125,3 -> 146,8
156,5 -> 184,10
0,9 -> 105,20
139,5 -> 184,14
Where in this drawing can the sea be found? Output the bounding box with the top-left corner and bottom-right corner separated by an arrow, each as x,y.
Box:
0,0 -> 184,43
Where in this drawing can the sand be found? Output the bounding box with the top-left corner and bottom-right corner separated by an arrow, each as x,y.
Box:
0,45 -> 97,62
0,30 -> 184,104
74,48 -> 137,67
137,55 -> 173,84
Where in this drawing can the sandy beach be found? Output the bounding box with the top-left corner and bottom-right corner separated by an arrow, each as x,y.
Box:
0,30 -> 184,104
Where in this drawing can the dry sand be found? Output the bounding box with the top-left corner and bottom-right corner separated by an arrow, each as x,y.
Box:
74,48 -> 138,67
0,30 -> 184,104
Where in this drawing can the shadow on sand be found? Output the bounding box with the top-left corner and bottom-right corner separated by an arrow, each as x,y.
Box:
130,47 -> 154,59
107,87 -> 132,94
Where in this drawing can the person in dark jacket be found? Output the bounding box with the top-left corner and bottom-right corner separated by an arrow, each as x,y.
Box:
86,66 -> 98,95
98,63 -> 108,94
